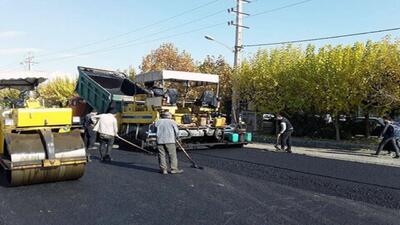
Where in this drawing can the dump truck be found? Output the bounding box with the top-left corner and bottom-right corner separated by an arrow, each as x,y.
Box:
0,77 -> 88,186
76,66 -> 251,150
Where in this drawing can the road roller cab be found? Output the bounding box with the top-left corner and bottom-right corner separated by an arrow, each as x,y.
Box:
0,76 -> 88,186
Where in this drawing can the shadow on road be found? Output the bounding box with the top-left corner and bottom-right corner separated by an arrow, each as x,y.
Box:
110,161 -> 160,173
0,169 -> 10,187
91,155 -> 160,173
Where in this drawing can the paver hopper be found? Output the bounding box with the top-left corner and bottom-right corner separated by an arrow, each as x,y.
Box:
0,77 -> 88,186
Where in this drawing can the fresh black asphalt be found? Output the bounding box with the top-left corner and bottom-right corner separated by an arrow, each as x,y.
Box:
0,147 -> 399,225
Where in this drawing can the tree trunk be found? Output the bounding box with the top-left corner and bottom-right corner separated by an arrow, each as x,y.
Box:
365,112 -> 370,138
334,115 -> 341,141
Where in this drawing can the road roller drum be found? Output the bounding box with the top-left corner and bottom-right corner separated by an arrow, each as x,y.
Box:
2,129 -> 87,186
0,76 -> 89,186
9,164 -> 86,186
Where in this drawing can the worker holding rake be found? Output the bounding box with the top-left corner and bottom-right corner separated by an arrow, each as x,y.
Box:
93,107 -> 118,162
155,111 -> 184,175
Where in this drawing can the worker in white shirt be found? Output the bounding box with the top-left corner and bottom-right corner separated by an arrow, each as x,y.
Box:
93,108 -> 118,162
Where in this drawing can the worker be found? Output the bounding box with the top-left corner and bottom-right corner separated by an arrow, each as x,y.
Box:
93,108 -> 118,162
83,110 -> 97,150
374,116 -> 400,158
276,114 -> 294,153
155,111 -> 183,174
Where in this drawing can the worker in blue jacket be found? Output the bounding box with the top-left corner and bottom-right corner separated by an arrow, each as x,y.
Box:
374,116 -> 400,158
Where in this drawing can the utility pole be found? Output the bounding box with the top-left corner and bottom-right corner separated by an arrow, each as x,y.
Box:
228,0 -> 250,122
20,52 -> 38,71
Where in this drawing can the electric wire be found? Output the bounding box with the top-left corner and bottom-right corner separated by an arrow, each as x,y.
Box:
1,0 -> 314,68
37,9 -> 226,62
0,0 -> 223,69
35,0 -> 222,58
243,27 -> 400,47
248,0 -> 313,18
41,22 -> 226,63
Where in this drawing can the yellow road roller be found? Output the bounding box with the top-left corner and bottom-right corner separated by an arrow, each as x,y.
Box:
0,77 -> 88,186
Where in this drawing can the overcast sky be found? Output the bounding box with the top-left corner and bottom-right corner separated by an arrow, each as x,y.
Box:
0,0 -> 399,77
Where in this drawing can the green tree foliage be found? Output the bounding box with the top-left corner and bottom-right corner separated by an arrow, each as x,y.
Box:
238,45 -> 306,113
39,76 -> 77,107
0,88 -> 20,107
127,65 -> 136,80
358,38 -> 400,115
119,65 -> 136,80
237,38 -> 400,140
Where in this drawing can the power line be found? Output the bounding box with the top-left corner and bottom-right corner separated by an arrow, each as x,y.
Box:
0,0 -> 225,69
37,9 -> 226,61
243,27 -> 400,47
33,0 -> 222,59
40,23 -> 226,64
249,0 -> 313,18
0,61 -> 19,70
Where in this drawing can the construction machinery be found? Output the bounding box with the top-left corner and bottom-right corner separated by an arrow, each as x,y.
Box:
76,66 -> 251,150
0,77 -> 88,186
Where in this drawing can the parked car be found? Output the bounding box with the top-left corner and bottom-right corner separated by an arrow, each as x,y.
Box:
262,113 -> 275,121
350,117 -> 385,137
262,113 -> 276,134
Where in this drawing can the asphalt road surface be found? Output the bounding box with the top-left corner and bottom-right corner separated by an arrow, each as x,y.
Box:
0,146 -> 399,225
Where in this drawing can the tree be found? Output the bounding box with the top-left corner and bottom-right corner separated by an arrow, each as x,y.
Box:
121,65 -> 137,80
236,38 -> 400,140
309,45 -> 358,140
237,45 -> 305,113
128,65 -> 136,80
0,88 -> 20,107
358,39 -> 400,116
140,43 -> 196,72
39,76 -> 77,107
334,38 -> 400,137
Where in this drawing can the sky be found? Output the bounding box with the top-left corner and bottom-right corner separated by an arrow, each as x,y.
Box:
0,0 -> 400,77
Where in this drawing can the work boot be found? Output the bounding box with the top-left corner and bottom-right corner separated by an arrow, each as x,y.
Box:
103,155 -> 112,162
393,155 -> 400,159
170,169 -> 184,174
160,170 -> 168,175
285,148 -> 292,153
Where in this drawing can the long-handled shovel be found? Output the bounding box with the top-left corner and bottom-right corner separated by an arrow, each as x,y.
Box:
116,135 -> 154,155
98,146 -> 103,160
176,139 -> 204,170
274,134 -> 281,151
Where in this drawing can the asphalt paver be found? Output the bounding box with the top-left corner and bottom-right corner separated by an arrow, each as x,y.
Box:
0,147 -> 398,225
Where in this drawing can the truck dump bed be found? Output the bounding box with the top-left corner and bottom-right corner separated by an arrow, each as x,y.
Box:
76,66 -> 149,113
